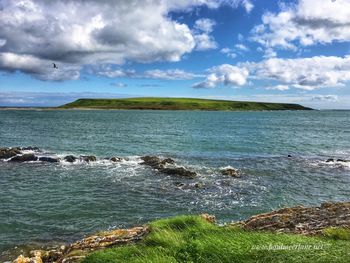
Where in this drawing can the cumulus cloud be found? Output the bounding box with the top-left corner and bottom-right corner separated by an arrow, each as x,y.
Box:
248,55 -> 350,90
194,18 -> 216,33
0,0 -> 249,81
251,0 -> 350,52
195,55 -> 350,90
193,18 -> 217,50
193,64 -> 249,88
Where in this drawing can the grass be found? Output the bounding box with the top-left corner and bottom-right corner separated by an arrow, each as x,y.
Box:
83,216 -> 350,263
60,97 -> 312,111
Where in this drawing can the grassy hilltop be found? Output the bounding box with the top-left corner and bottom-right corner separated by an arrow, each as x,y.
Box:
60,97 -> 312,111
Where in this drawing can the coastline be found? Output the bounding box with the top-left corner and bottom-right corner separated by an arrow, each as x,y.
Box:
9,201 -> 350,263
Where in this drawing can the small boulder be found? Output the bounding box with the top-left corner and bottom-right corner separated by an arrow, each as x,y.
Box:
161,158 -> 175,165
200,213 -> 216,224
336,159 -> 349,162
64,155 -> 77,163
110,156 -> 122,162
140,156 -> 163,169
80,155 -> 97,162
10,154 -> 38,162
39,156 -> 60,163
221,168 -> 240,177
326,158 -> 335,163
21,146 -> 40,151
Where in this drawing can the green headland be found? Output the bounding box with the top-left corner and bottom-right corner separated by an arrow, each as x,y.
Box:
60,97 -> 312,111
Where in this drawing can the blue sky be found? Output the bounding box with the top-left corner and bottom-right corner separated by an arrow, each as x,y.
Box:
1,0 -> 350,109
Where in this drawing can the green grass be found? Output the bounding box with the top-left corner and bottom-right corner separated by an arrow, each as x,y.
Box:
83,216 -> 350,263
60,97 -> 312,111
323,227 -> 350,241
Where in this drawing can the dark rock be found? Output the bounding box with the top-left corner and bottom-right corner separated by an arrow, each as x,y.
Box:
326,158 -> 335,162
10,154 -> 38,162
174,182 -> 185,187
336,159 -> 349,162
161,167 -> 197,178
39,156 -> 60,163
110,156 -> 123,162
64,155 -> 77,163
0,147 -> 21,159
221,168 -> 240,177
80,155 -> 97,162
287,154 -> 292,158
140,156 -> 163,169
161,158 -> 175,165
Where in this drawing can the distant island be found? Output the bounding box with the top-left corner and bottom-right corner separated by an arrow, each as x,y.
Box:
60,97 -> 312,111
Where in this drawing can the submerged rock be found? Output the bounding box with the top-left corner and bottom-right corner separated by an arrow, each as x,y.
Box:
326,158 -> 335,162
9,154 -> 38,162
221,167 -> 241,177
39,157 -> 60,163
80,155 -> 97,162
21,146 -> 40,151
64,155 -> 77,163
161,167 -> 197,178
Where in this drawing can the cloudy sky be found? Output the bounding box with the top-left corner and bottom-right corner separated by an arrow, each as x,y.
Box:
1,0 -> 350,108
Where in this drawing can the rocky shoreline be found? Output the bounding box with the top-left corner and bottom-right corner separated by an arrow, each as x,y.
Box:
0,147 -> 242,179
9,201 -> 350,263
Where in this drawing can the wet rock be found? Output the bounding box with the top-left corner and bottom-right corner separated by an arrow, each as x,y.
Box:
110,156 -> 122,162
161,158 -> 175,165
64,155 -> 77,163
287,154 -> 292,158
9,154 -> 38,162
221,168 -> 240,177
161,167 -> 197,178
80,156 -> 97,162
174,182 -> 185,188
140,156 -> 163,169
336,159 -> 349,162
326,158 -> 335,162
0,147 -> 21,159
39,157 -> 60,163
236,201 -> 350,235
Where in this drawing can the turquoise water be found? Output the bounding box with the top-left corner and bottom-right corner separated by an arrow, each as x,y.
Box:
0,110 -> 350,257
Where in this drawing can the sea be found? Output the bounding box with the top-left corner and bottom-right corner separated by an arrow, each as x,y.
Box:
0,109 -> 349,259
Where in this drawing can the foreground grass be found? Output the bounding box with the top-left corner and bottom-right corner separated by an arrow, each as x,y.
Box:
60,97 -> 312,111
83,216 -> 350,263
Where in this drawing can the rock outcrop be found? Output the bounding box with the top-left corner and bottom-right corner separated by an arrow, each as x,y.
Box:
236,202 -> 350,235
9,154 -> 38,162
12,226 -> 149,263
39,157 -> 60,163
80,156 -> 97,162
140,156 -> 196,178
0,147 -> 21,159
64,155 -> 77,163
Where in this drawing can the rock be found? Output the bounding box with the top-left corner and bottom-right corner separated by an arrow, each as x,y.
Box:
161,158 -> 175,165
174,182 -> 185,187
326,158 -> 335,162
21,147 -> 40,151
161,167 -> 197,178
336,159 -> 349,162
236,201 -> 350,235
110,156 -> 122,162
221,168 -> 240,177
9,154 -> 38,162
64,155 -> 77,163
12,255 -> 30,263
287,154 -> 292,158
0,147 -> 21,159
39,157 -> 60,163
200,214 -> 216,224
140,156 -> 163,169
12,252 -> 42,263
80,156 -> 97,162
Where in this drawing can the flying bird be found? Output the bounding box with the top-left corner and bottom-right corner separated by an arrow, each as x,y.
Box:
52,63 -> 58,69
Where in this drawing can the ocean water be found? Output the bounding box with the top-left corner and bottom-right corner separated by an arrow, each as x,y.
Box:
0,109 -> 349,257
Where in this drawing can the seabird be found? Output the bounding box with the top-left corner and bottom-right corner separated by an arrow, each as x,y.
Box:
53,63 -> 58,69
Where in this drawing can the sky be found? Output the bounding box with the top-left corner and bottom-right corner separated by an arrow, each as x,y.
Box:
1,0 -> 350,109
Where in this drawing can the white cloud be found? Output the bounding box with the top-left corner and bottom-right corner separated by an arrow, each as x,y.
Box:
0,0 -> 250,81
266,85 -> 290,91
193,64 -> 249,88
110,82 -> 128,88
235,44 -> 249,52
194,18 -> 216,33
311,95 -> 338,102
251,0 -> 350,52
144,69 -> 201,80
248,55 -> 350,90
195,55 -> 350,90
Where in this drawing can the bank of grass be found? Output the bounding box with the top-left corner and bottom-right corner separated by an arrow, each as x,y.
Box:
83,216 -> 350,263
60,97 -> 312,111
